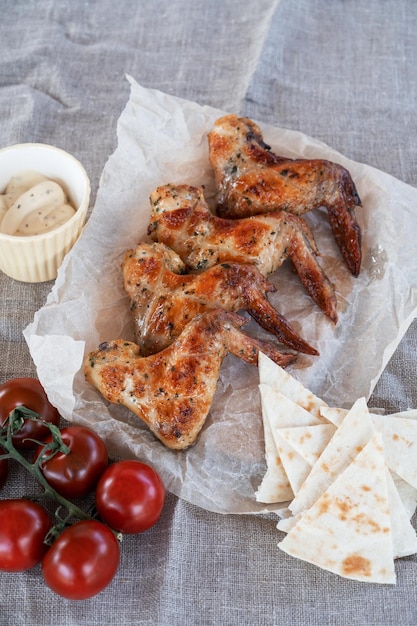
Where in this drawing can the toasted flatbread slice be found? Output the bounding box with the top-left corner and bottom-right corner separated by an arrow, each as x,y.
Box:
391,471 -> 417,519
274,424 -> 336,496
372,415 -> 417,489
279,433 -> 396,584
321,406 -> 417,489
277,513 -> 300,533
255,391 -> 293,504
276,424 -> 337,467
321,406 -> 417,425
278,466 -> 417,559
259,384 -> 325,429
390,409 -> 417,420
289,397 -> 374,517
385,468 -> 417,558
273,435 -> 312,496
256,383 -> 325,503
258,353 -> 327,419
319,405 -> 347,426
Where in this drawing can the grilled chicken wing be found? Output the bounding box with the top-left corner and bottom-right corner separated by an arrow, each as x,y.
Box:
122,241 -> 318,356
148,183 -> 337,322
84,309 -> 296,450
208,114 -> 362,276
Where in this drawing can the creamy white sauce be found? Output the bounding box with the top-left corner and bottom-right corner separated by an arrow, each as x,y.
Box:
0,170 -> 76,236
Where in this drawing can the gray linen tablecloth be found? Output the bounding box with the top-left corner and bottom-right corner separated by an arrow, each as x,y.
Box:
1,1 -> 417,624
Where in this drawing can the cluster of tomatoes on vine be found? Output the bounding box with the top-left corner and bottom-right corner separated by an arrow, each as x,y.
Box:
0,378 -> 166,600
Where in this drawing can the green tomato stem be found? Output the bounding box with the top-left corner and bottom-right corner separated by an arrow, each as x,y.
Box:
0,407 -> 120,544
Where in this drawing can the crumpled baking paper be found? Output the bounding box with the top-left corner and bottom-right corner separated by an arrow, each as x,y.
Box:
24,76 -> 417,514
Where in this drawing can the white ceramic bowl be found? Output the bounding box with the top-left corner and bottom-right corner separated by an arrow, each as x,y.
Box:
0,143 -> 90,282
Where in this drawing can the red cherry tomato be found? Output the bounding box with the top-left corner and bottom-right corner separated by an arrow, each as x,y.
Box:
0,499 -> 52,572
0,378 -> 60,449
42,520 -> 120,600
95,460 -> 165,534
33,426 -> 108,499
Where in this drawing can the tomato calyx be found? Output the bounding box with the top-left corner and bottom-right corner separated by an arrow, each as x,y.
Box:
4,405 -> 70,454
33,426 -> 109,500
0,406 -> 120,545
0,378 -> 61,449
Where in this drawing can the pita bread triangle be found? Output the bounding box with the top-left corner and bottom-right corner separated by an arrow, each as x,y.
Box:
321,406 -> 417,489
391,471 -> 417,519
320,406 -> 347,426
384,468 -> 417,558
371,414 -> 417,489
258,353 -> 327,420
277,512 -> 299,533
390,409 -> 417,420
273,423 -> 336,507
278,464 -> 417,559
256,383 -> 325,503
255,390 -> 293,504
273,435 -> 313,496
276,424 -> 337,467
289,397 -> 375,517
278,432 -> 396,584
259,384 -> 325,428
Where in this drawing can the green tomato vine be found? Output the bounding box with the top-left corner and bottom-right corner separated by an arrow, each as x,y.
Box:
0,406 -> 121,544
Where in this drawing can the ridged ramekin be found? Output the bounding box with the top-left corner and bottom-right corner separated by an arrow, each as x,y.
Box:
0,143 -> 90,282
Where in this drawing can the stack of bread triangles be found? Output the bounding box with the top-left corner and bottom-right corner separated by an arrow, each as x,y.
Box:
256,353 -> 417,584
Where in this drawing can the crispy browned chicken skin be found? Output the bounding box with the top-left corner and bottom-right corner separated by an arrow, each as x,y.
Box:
122,241 -> 318,356
84,309 -> 296,450
147,183 -> 338,322
208,114 -> 362,276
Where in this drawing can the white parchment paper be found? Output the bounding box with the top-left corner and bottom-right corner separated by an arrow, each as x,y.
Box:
24,76 -> 417,514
